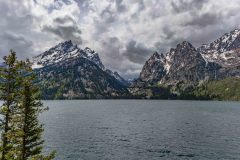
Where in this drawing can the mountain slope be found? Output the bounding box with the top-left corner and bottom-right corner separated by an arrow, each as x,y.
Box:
198,29 -> 240,67
162,41 -> 206,86
193,77 -> 240,101
139,52 -> 166,84
31,28 -> 240,99
133,28 -> 240,96
137,42 -> 216,86
33,41 -> 129,99
198,29 -> 240,53
33,40 -> 105,70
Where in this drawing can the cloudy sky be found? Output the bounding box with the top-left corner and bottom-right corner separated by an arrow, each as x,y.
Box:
0,0 -> 239,78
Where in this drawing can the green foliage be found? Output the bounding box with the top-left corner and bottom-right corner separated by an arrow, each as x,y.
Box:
18,60 -> 55,160
34,57 -> 129,99
0,51 -> 56,160
129,84 -> 177,99
194,77 -> 240,101
132,78 -> 240,100
0,50 -> 22,159
149,85 -> 176,99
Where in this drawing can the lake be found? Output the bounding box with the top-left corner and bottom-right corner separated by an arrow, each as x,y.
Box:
41,100 -> 240,160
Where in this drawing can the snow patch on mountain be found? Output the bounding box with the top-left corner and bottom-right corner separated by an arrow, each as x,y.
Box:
137,28 -> 240,86
32,40 -> 128,86
199,28 -> 240,67
32,40 -> 105,70
198,29 -> 240,53
32,63 -> 43,69
106,69 -> 130,86
164,52 -> 173,74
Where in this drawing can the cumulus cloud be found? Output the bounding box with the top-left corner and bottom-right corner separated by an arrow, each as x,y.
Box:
42,16 -> 82,44
171,0 -> 208,13
0,32 -> 33,56
184,13 -> 220,27
122,40 -> 153,64
0,0 -> 239,78
115,0 -> 126,13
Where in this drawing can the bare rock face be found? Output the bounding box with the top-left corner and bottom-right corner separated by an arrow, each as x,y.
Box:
198,29 -> 240,79
162,41 -> 206,86
198,29 -> 240,53
33,40 -> 129,99
32,40 -> 105,70
137,41 -> 208,87
198,29 -> 240,68
136,29 -> 240,89
31,28 -> 240,98
139,52 -> 166,83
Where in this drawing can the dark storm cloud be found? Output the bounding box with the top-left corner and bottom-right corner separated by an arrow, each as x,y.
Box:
42,16 -> 82,44
0,1 -> 35,59
123,40 -> 153,64
115,0 -> 126,12
162,27 -> 176,40
0,0 -> 239,78
154,36 -> 186,54
0,32 -> 34,59
92,22 -> 110,38
99,37 -> 144,79
188,28 -> 227,46
98,37 -> 127,77
184,13 -> 220,27
2,32 -> 33,47
101,37 -> 123,60
171,0 -> 208,13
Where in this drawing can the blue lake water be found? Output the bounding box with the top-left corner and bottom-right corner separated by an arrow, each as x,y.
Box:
41,100 -> 240,160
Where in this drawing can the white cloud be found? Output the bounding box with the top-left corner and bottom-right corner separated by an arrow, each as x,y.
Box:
0,0 -> 239,78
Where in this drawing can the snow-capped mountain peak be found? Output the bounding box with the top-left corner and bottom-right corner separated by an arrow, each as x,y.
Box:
84,47 -> 94,53
198,28 -> 240,67
53,40 -> 77,52
32,40 -> 129,86
81,47 -> 105,70
198,28 -> 240,53
177,41 -> 194,49
32,41 -> 104,70
136,28 -> 240,87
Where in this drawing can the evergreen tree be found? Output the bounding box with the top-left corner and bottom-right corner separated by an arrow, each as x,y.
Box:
0,52 -> 55,160
18,60 -> 55,160
0,50 -> 22,160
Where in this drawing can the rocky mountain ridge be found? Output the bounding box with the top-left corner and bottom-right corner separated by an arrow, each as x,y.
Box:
31,28 -> 240,99
33,40 -> 129,99
134,28 -> 240,92
33,40 -> 105,70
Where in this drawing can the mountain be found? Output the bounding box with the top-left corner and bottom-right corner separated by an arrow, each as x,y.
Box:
33,40 -> 105,70
30,28 -> 240,99
139,52 -> 166,84
161,41 -> 207,87
198,29 -> 240,53
135,41 -> 220,87
132,28 -> 240,97
105,69 -> 130,86
193,77 -> 240,101
198,29 -> 240,77
33,40 -> 129,99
